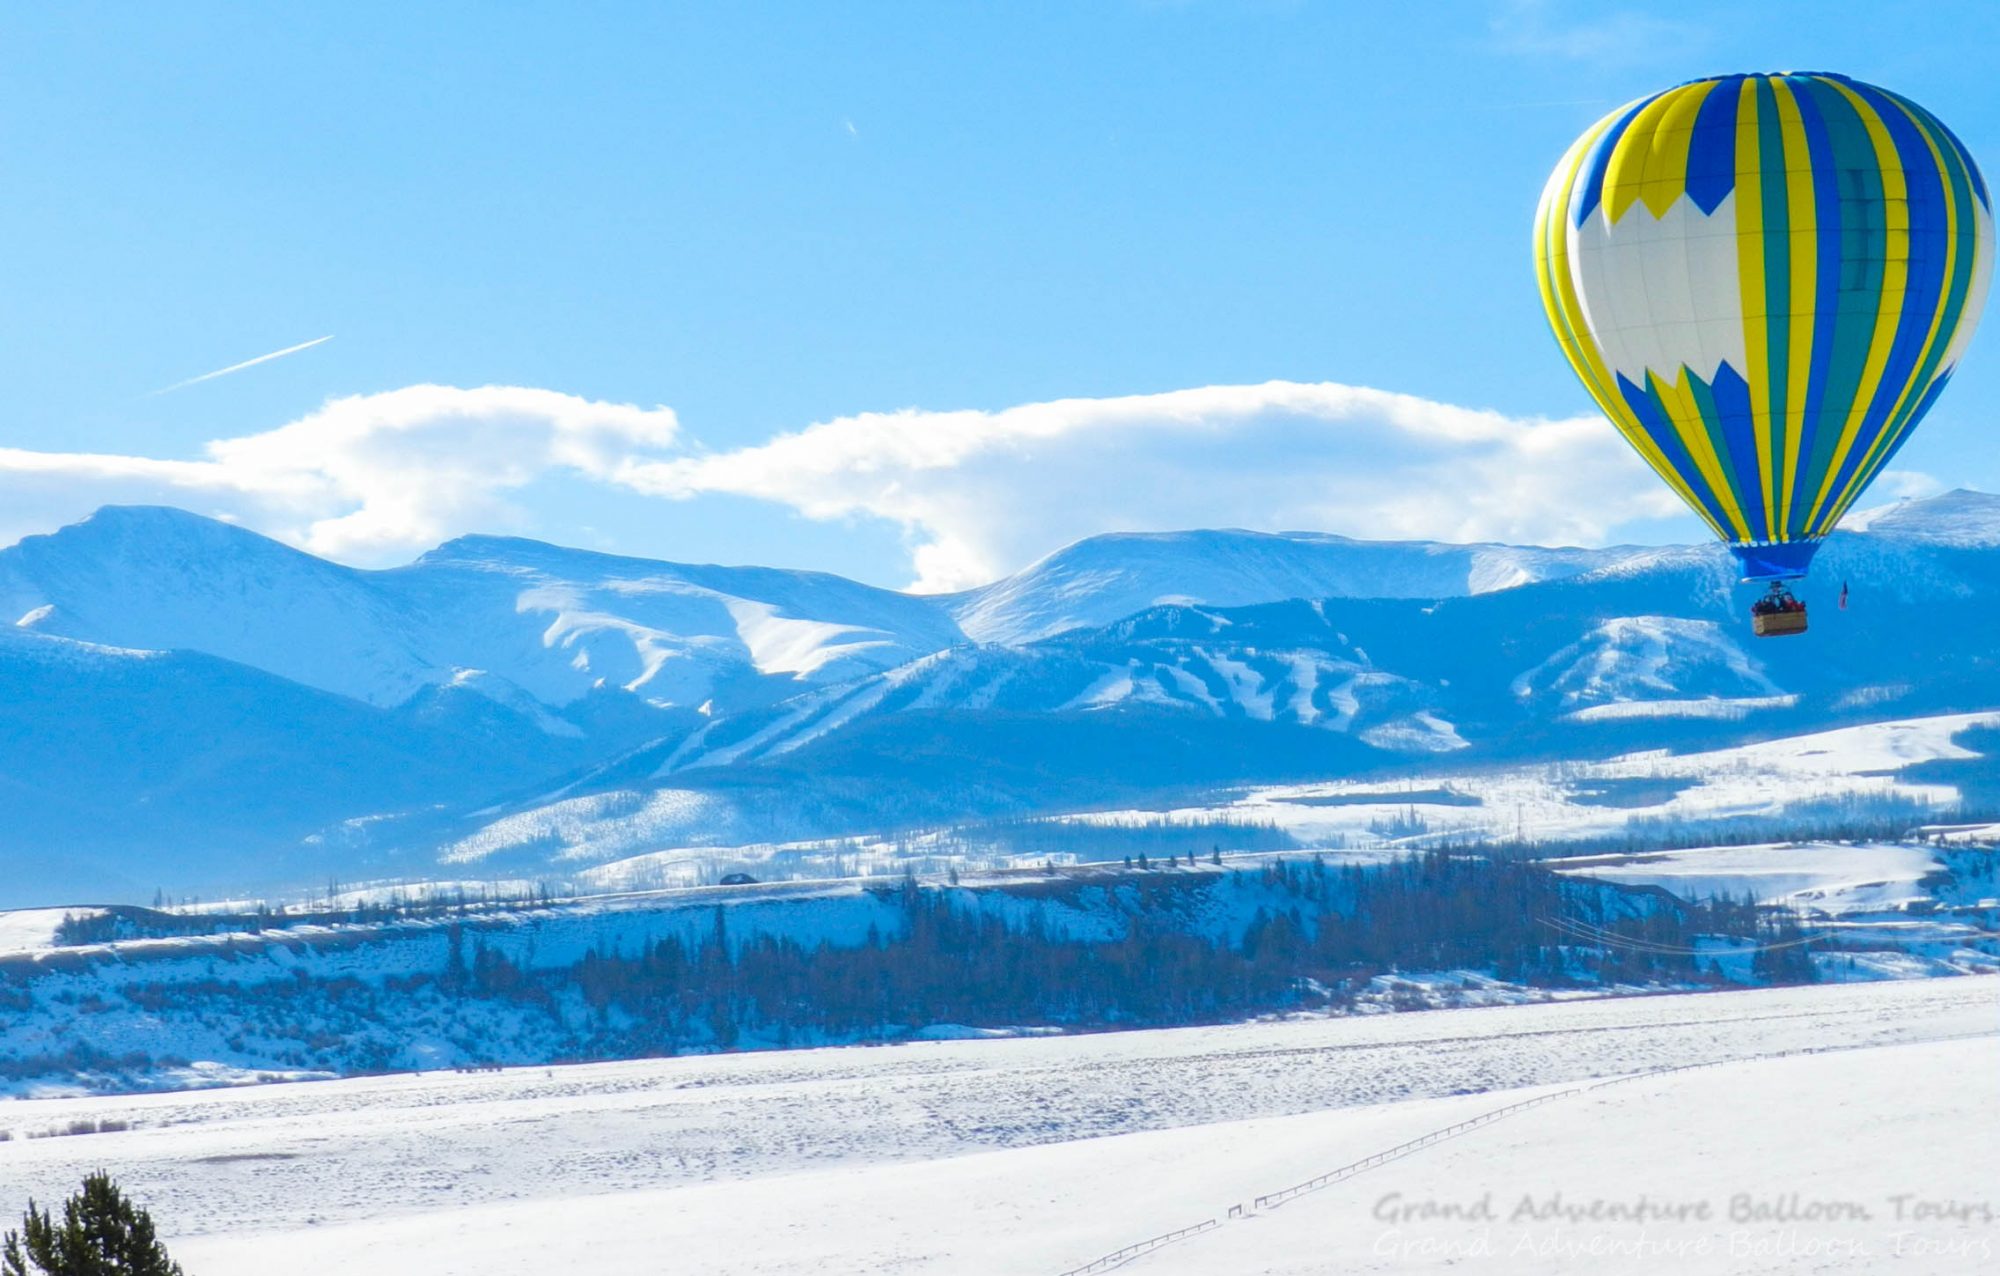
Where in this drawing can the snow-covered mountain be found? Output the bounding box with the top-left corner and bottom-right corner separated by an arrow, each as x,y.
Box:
946,528 -> 1639,644
0,506 -> 964,714
1845,486 -> 2000,547
8,493 -> 2000,903
656,600 -> 1458,775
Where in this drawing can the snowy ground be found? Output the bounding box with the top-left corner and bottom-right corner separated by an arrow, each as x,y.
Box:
0,909 -> 80,956
1546,841 -> 1945,913
0,978 -> 1990,1273
1067,712 -> 2000,850
310,710 -> 2000,899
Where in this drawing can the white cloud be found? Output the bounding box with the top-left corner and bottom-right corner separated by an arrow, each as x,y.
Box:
0,385 -> 680,562
622,381 -> 1694,592
0,378 -> 1730,587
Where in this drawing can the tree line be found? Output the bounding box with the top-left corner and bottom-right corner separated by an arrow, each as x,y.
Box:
442,853 -> 1816,1056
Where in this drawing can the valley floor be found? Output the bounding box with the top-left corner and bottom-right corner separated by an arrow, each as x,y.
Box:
0,978 -> 1992,1274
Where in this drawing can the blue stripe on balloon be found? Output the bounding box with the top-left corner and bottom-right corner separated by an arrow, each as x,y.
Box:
1729,540 -> 1822,580
1684,75 -> 1743,215
1571,98 -> 1651,227
1707,362 -> 1768,541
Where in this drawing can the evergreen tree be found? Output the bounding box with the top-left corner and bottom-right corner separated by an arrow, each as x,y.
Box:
2,1173 -> 183,1276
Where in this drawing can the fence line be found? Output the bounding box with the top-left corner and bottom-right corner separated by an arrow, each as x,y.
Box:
1052,1026 -> 1996,1275
1252,1027 -> 1995,1214
1053,1218 -> 1219,1276
1251,1087 -> 1579,1209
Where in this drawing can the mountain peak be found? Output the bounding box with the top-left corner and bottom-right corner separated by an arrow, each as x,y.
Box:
7,505 -> 337,572
58,504 -> 264,542
1849,489 -> 2000,546
416,532 -> 580,569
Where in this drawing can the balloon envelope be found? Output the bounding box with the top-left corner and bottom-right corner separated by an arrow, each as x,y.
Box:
1534,72 -> 1992,580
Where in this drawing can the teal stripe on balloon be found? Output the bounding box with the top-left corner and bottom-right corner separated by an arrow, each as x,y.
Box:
1786,76 -> 1844,540
1893,91 -> 1990,210
1796,76 -> 1886,517
1826,97 -> 1985,528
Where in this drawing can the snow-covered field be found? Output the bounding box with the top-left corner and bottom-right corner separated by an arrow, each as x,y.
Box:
1547,841 -> 1945,913
0,910 -> 80,956
0,978 -> 1990,1273
1067,712 -> 2000,850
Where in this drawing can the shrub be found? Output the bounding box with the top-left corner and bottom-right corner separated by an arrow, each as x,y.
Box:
2,1172 -> 182,1275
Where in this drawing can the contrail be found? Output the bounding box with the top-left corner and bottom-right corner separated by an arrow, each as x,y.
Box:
149,334 -> 334,396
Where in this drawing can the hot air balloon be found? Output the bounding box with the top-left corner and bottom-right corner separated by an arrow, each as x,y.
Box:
1534,72 -> 1992,636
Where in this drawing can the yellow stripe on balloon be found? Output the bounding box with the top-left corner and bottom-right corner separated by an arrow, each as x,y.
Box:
1632,82 -> 1710,221
1732,77 -> 1776,539
1657,366 -> 1755,541
1604,88 -> 1689,224
1772,78 -> 1817,537
1806,79 -> 1910,533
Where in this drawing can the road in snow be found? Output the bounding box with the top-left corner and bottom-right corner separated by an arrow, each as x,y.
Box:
0,978 -> 1991,1273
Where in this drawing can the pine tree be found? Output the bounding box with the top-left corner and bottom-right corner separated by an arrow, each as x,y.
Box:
2,1172 -> 183,1275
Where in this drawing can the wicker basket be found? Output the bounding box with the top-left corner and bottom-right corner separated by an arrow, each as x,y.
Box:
1752,609 -> 1808,637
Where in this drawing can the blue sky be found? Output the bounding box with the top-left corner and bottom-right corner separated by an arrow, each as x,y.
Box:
3,1 -> 1998,588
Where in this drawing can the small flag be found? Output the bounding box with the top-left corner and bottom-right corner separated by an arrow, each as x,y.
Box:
1839,580 -> 1849,610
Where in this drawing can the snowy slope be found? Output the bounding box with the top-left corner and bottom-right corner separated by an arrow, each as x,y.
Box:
655,600 -> 1458,774
397,535 -> 965,709
1135,710 -> 2000,850
1509,615 -> 1786,716
0,980 -> 1981,1275
1848,487 -> 2000,547
1548,842 -> 1945,914
143,1040 -> 2000,1274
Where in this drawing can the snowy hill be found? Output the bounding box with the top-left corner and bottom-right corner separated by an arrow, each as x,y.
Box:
10,493 -> 2000,902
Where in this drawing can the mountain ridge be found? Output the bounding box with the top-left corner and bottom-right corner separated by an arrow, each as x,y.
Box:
6,492 -> 2000,904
